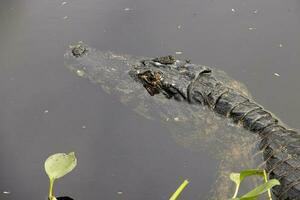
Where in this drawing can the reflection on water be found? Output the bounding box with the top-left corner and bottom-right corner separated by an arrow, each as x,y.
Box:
1,0 -> 300,199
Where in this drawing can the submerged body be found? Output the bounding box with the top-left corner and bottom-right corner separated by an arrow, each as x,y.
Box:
130,56 -> 300,199
65,43 -> 300,199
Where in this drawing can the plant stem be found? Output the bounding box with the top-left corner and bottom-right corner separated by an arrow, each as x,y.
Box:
169,179 -> 189,200
263,170 -> 272,200
232,183 -> 240,198
48,178 -> 55,200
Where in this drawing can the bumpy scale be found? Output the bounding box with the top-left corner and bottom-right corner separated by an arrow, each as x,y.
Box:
130,56 -> 300,200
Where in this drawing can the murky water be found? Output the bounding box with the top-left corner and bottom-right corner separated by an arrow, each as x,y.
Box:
1,0 -> 300,199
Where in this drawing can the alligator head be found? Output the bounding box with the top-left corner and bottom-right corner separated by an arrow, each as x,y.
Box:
66,43 -> 215,104
129,55 -> 212,101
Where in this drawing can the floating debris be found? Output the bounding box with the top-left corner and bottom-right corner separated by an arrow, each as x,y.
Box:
44,110 -> 49,114
61,1 -> 67,6
3,191 -> 10,195
174,117 -> 179,121
117,191 -> 123,195
175,51 -> 183,55
279,44 -> 283,48
177,25 -> 182,30
274,73 -> 280,77
248,27 -> 256,31
63,16 -> 69,20
82,125 -> 86,129
123,8 -> 132,11
76,69 -> 85,77
231,8 -> 236,13
253,9 -> 258,14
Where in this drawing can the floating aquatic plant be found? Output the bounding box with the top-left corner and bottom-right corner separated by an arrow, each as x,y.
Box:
229,169 -> 280,200
45,152 -> 77,200
169,169 -> 279,200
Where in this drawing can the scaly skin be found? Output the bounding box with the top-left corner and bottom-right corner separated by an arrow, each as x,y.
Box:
129,56 -> 300,200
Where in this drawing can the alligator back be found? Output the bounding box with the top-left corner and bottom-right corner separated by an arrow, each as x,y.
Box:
66,43 -> 300,199
188,69 -> 300,199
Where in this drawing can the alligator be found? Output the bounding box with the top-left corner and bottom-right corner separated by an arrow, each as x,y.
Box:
65,42 -> 300,200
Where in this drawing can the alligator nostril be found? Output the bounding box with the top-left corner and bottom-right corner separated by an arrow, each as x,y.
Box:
72,45 -> 88,57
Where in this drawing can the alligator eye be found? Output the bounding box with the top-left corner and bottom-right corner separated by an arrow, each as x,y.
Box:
147,75 -> 156,82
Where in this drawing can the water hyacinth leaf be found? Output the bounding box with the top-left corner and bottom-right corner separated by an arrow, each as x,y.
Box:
239,179 -> 280,199
230,169 -> 266,198
230,169 -> 264,185
45,152 -> 77,179
239,169 -> 264,180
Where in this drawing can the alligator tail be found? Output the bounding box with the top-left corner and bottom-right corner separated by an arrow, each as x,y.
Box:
189,72 -> 300,199
211,87 -> 300,199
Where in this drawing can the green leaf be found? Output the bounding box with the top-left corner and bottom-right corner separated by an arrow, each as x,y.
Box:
230,169 -> 264,185
230,170 -> 265,188
239,169 -> 264,180
239,179 -> 280,199
238,198 -> 255,200
45,152 -> 77,180
229,169 -> 268,198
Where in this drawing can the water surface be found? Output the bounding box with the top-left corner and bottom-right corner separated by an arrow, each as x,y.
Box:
1,0 -> 300,199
